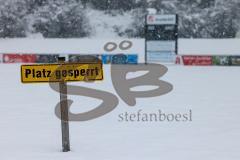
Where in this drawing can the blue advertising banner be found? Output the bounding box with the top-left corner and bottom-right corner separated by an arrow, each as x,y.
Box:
102,54 -> 138,64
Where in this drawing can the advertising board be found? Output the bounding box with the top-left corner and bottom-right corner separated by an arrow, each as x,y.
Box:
182,56 -> 212,66
230,56 -> 240,66
147,15 -> 177,25
147,52 -> 176,63
212,56 -> 231,66
3,54 -> 36,63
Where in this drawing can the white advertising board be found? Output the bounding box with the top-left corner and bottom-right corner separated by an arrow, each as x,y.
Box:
147,51 -> 176,63
147,41 -> 176,52
147,15 -> 177,25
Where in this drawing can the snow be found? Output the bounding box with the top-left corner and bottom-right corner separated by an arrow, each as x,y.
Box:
0,38 -> 145,62
147,8 -> 157,14
86,9 -> 134,38
1,38 -> 240,60
179,39 -> 240,55
0,64 -> 240,160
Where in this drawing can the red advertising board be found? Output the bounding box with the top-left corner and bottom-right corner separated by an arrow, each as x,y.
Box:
182,56 -> 212,66
175,55 -> 181,65
3,54 -> 37,63
0,54 -> 2,63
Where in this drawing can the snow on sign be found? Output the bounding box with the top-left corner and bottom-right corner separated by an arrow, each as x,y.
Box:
146,15 -> 177,25
21,63 -> 103,83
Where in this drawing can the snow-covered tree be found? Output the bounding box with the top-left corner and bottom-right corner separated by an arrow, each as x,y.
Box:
32,0 -> 90,38
0,0 -> 28,37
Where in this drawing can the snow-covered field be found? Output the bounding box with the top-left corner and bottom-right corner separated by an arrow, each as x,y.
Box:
0,64 -> 240,160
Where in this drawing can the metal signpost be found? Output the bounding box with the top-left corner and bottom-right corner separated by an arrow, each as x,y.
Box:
58,57 -> 70,152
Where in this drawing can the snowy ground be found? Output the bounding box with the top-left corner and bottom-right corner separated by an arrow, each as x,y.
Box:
0,64 -> 240,160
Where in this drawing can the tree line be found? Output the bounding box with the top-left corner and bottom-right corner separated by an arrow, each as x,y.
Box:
0,0 -> 239,38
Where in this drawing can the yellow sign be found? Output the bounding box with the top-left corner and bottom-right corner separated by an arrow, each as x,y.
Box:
21,63 -> 103,83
